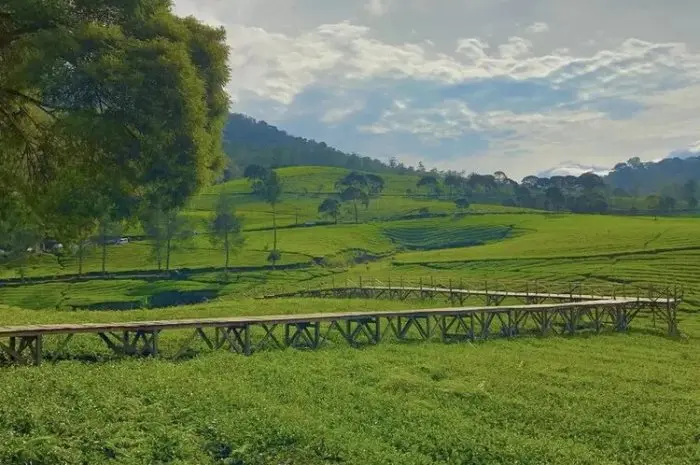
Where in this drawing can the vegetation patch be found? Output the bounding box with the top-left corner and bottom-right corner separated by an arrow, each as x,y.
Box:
383,220 -> 515,251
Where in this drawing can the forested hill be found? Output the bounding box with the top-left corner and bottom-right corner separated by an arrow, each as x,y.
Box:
223,114 -> 400,175
605,155 -> 700,196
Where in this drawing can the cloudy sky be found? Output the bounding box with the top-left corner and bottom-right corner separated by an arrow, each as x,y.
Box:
173,0 -> 700,179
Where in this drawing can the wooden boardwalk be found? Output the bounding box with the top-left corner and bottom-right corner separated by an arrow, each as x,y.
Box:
263,284 -> 677,307
0,293 -> 679,366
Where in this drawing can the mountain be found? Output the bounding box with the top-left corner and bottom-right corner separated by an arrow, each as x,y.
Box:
222,114 -> 398,174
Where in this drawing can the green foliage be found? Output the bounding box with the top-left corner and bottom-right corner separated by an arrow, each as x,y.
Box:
140,208 -> 193,271
0,298 -> 698,464
454,197 -> 470,211
209,194 -> 245,270
317,198 -> 341,224
223,114 -> 402,174
1,0 -> 230,230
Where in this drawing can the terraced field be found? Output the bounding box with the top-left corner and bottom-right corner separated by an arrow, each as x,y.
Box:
383,218 -> 516,250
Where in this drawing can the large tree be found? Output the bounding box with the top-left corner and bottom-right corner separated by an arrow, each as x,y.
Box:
1,0 -> 230,227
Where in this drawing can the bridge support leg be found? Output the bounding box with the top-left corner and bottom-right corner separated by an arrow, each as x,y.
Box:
474,312 -> 496,339
439,315 -> 474,342
559,308 -> 580,335
285,322 -> 321,349
329,318 -> 381,346
497,310 -> 517,337
609,305 -> 641,332
656,301 -> 679,337
0,336 -> 43,365
396,316 -> 432,340
531,311 -> 555,336
215,325 -> 251,355
98,330 -> 159,356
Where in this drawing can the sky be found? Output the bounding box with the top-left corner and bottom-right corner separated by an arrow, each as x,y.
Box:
172,0 -> 700,180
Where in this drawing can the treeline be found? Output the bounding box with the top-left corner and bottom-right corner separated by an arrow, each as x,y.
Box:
407,170 -> 698,215
606,156 -> 700,197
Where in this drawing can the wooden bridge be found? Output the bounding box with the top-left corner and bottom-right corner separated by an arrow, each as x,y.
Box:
262,278 -> 683,307
0,290 -> 680,366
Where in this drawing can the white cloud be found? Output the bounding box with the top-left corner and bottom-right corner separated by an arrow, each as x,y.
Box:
172,0 -> 700,178
526,22 -> 550,34
364,0 -> 391,17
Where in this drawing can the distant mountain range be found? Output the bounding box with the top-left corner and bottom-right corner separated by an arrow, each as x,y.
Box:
224,113 -> 700,195
223,114 -> 397,174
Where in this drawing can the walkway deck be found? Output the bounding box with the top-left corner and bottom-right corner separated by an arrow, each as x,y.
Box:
0,295 -> 679,366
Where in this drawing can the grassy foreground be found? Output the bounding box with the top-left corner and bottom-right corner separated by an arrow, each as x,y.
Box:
0,299 -> 699,464
2,166 -> 700,464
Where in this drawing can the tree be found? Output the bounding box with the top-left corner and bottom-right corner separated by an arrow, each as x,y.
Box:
577,173 -> 605,191
209,194 -> 245,271
659,196 -> 676,213
682,180 -> 698,209
0,189 -> 42,278
318,198 -> 341,224
515,185 -> 535,208
365,174 -> 385,196
1,0 -> 230,229
340,187 -> 369,224
545,187 -> 566,211
521,176 -> 540,189
336,172 -> 377,219
250,170 -> 283,267
417,175 -> 439,196
96,214 -> 122,276
140,207 -> 193,272
455,197 -> 470,211
243,164 -> 268,182
444,174 -> 463,197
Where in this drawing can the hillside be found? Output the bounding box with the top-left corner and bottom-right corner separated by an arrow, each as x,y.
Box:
2,165 -> 700,465
223,114 -> 403,175
606,156 -> 700,196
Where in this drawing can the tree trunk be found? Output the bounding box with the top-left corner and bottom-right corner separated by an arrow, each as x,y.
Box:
166,237 -> 171,272
78,241 -> 84,277
272,203 -> 277,250
101,222 -> 107,276
224,231 -> 230,271
353,201 -> 358,224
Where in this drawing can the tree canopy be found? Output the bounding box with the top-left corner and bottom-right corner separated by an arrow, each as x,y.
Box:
1,0 -> 230,222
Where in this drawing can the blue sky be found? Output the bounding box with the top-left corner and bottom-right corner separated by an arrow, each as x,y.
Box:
173,0 -> 700,179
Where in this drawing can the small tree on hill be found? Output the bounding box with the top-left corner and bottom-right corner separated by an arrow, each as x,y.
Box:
455,197 -> 470,211
365,174 -> 385,196
336,172 -> 376,223
444,174 -> 463,198
340,187 -> 368,224
254,170 -> 283,268
417,175 -> 438,196
141,207 -> 193,272
209,194 -> 245,271
318,198 -> 341,224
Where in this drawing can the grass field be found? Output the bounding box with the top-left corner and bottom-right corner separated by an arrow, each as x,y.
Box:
2,165 -> 700,464
0,299 -> 698,465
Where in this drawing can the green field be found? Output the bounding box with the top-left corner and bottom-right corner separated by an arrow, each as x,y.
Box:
2,166 -> 700,464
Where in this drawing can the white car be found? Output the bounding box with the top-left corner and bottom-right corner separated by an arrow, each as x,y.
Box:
116,237 -> 129,245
